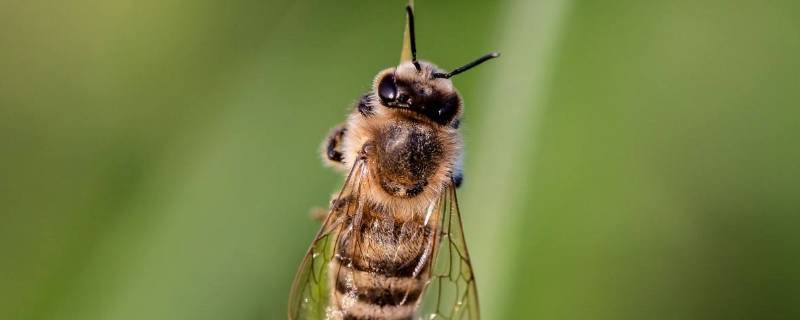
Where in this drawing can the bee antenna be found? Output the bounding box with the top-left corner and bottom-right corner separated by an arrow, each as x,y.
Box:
406,5 -> 421,71
432,52 -> 500,79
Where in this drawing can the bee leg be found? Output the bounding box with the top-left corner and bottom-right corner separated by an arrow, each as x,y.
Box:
356,93 -> 374,117
321,124 -> 347,169
453,170 -> 464,188
452,158 -> 464,188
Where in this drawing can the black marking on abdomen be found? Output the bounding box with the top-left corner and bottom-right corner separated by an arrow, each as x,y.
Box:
334,269 -> 423,307
335,238 -> 430,278
332,260 -> 421,319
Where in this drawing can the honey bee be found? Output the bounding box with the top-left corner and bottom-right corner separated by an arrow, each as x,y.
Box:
289,3 -> 498,320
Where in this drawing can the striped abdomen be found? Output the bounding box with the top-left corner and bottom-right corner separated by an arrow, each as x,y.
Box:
329,203 -> 436,320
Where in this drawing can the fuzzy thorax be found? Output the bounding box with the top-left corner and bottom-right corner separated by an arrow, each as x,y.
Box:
342,107 -> 462,215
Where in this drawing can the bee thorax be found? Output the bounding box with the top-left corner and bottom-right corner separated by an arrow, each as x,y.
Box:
373,122 -> 444,198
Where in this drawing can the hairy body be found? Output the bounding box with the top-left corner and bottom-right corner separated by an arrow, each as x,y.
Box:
289,5 -> 496,319
322,61 -> 462,319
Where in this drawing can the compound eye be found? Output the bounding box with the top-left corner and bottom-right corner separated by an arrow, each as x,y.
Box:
378,74 -> 397,103
432,95 -> 460,125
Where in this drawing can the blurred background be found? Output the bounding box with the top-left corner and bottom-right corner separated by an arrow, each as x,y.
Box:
2,0 -> 799,319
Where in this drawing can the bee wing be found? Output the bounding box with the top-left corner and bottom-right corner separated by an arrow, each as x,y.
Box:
419,183 -> 481,319
288,165 -> 479,320
288,159 -> 368,320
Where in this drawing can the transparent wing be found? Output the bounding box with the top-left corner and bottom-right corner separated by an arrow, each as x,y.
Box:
288,166 -> 479,320
288,159 -> 368,320
419,183 -> 480,320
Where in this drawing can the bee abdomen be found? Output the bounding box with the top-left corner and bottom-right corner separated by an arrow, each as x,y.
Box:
336,280 -> 422,307
333,261 -> 425,306
335,246 -> 429,278
330,214 -> 434,318
335,218 -> 433,278
331,259 -> 424,319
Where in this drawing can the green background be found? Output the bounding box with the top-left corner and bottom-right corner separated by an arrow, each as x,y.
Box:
2,0 -> 798,319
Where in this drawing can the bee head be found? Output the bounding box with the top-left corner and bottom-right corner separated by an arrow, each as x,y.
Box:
374,62 -> 462,126
373,5 -> 499,126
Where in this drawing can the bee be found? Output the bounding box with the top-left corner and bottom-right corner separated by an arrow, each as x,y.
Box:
289,3 -> 498,320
